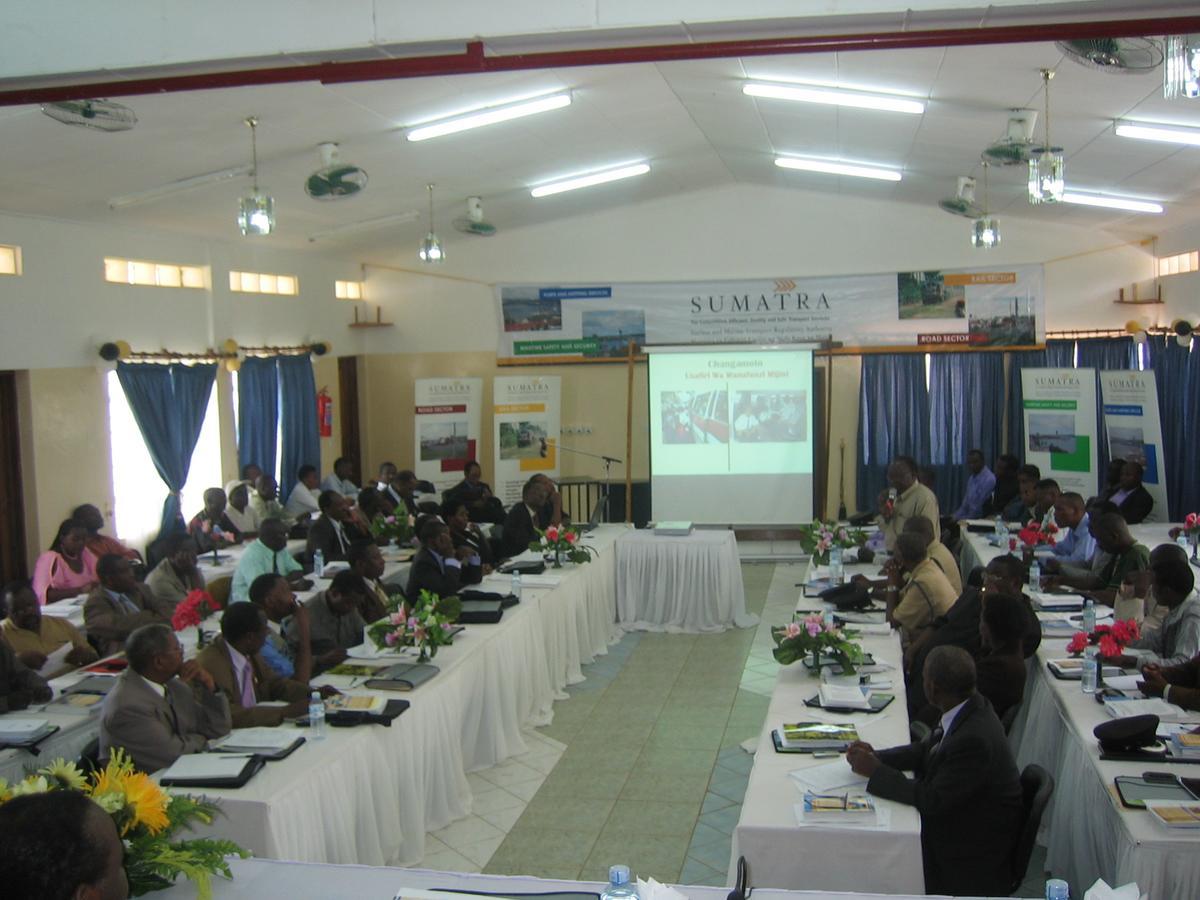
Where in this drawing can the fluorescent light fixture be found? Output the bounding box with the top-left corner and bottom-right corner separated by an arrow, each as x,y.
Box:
774,156 -> 902,182
743,81 -> 924,115
407,92 -> 571,142
308,210 -> 420,242
108,165 -> 252,210
530,162 -> 650,197
1114,121 -> 1200,147
1060,191 -> 1164,214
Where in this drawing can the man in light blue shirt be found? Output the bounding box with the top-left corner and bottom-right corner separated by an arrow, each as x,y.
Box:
321,456 -> 360,498
951,449 -> 996,520
230,518 -> 310,603
1050,493 -> 1096,564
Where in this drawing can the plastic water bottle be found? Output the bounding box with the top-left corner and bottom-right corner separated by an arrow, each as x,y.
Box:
822,602 -> 836,631
1082,599 -> 1096,634
600,866 -> 639,900
313,549 -> 325,578
1029,558 -> 1041,591
308,690 -> 326,740
1045,878 -> 1070,900
511,571 -> 522,601
1081,646 -> 1099,694
1178,533 -> 1190,554
829,546 -> 844,585
994,515 -> 1006,545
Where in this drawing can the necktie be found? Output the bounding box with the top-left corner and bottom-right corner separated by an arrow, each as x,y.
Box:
165,689 -> 181,736
273,553 -> 279,575
928,725 -> 945,755
119,593 -> 139,614
239,662 -> 256,708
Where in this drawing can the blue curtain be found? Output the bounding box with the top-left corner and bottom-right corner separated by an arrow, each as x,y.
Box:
1005,339 -> 1074,456
116,361 -> 217,536
237,357 -> 279,480
278,355 -> 320,500
928,352 -> 1005,514
1077,337 -> 1139,495
1148,334 -> 1194,519
856,354 -> 929,515
1182,341 -> 1200,518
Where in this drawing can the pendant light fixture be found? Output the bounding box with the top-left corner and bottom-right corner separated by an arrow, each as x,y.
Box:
971,162 -> 1000,249
418,183 -> 445,263
1028,69 -> 1064,204
237,116 -> 275,236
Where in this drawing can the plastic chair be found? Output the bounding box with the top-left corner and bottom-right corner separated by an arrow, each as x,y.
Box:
1010,764 -> 1055,894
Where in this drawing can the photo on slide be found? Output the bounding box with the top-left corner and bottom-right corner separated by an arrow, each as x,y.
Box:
659,390 -> 729,444
582,308 -> 646,358
1109,424 -> 1147,466
419,421 -> 470,461
1028,413 -> 1078,454
968,295 -> 1036,346
731,391 -> 807,442
501,289 -> 562,332
897,271 -> 965,320
499,420 -> 549,459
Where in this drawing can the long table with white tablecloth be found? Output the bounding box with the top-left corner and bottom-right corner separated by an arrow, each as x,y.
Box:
961,526 -> 1200,899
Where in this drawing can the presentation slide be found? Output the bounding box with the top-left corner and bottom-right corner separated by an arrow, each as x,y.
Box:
648,346 -> 814,524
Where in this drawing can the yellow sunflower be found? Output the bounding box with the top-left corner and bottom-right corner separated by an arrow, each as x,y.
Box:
0,777 -> 10,804
120,772 -> 170,835
38,758 -> 88,792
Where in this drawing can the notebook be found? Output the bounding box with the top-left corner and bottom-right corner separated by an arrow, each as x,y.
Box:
364,662 -> 440,692
159,753 -> 265,787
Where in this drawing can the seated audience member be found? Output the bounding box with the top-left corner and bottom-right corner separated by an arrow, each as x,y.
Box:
1101,554 -> 1198,668
0,630 -> 53,712
1098,458 -> 1126,503
230,518 -> 311,603
145,533 -> 206,610
84,555 -> 173,657
501,477 -> 549,558
982,453 -> 1020,517
0,791 -> 130,900
1106,460 -> 1154,525
241,462 -> 263,485
1115,542 -> 1189,631
384,469 -> 420,518
32,518 -> 100,605
322,456 -> 360,498
196,603 -> 323,727
188,487 -> 242,553
249,475 -> 294,527
531,473 -> 568,528
72,503 -> 142,563
886,533 -> 957,645
306,490 -> 364,562
973,592 -> 1029,723
284,465 -> 322,520
376,461 -> 398,493
98,624 -> 231,772
285,570 -> 367,671
1050,492 -> 1096,564
357,485 -> 385,524
904,516 -> 962,594
247,572 -> 313,682
443,498 -> 495,569
407,518 -> 483,600
951,449 -> 996,521
3,581 -> 98,677
917,465 -> 937,493
847,646 -> 1022,897
1032,478 -> 1061,525
347,540 -> 391,623
222,479 -> 258,536
1046,512 -> 1149,605
1140,652 -> 1200,712
1001,464 -> 1040,522
877,457 -> 940,552
444,460 -> 506,524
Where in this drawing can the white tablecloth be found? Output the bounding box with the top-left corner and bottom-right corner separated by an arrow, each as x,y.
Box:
731,580 -> 924,895
614,529 -> 755,633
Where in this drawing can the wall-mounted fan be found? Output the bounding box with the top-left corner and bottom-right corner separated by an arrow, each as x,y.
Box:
452,196 -> 497,236
1057,38 -> 1163,74
938,177 -> 984,218
982,114 -> 1037,166
304,143 -> 368,200
41,99 -> 137,132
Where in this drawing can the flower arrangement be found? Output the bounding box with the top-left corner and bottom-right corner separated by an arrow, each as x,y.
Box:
0,750 -> 247,898
1184,513 -> 1200,537
1067,618 -> 1141,658
1011,519 -> 1059,551
772,614 -> 864,675
530,524 -> 595,567
798,520 -> 867,565
370,512 -> 415,547
170,590 -> 220,649
367,588 -> 457,662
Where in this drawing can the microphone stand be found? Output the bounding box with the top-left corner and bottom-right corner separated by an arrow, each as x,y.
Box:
554,444 -> 624,523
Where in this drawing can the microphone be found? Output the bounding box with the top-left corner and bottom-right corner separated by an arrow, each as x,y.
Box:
727,855 -> 750,900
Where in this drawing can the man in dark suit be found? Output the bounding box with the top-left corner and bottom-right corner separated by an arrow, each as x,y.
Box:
306,490 -> 363,563
98,624 -> 231,773
407,518 -> 482,600
1107,460 -> 1154,525
500,477 -> 548,559
84,554 -> 173,656
848,645 -> 1023,897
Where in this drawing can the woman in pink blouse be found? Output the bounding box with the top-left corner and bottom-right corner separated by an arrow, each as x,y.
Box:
32,519 -> 99,605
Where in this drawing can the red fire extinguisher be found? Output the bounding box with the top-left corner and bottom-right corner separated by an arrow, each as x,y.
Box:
317,388 -> 333,437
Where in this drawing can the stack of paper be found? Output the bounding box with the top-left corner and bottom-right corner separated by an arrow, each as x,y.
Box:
789,758 -> 867,793
0,717 -> 54,744
1169,733 -> 1200,758
158,754 -> 255,781
1105,697 -> 1189,722
1146,802 -> 1200,829
1032,592 -> 1086,611
41,597 -> 85,618
210,728 -> 303,753
818,683 -> 873,710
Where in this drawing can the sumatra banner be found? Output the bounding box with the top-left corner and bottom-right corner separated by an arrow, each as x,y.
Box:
1021,368 -> 1099,498
1099,370 -> 1168,523
495,265 -> 1044,363
413,378 -> 483,493
492,376 -> 561,507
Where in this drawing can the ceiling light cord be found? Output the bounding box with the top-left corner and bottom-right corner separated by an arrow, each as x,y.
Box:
1041,69 -> 1053,155
246,116 -> 260,192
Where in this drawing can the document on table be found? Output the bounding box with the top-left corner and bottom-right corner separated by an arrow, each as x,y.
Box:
818,683 -> 873,710
789,758 -> 868,793
794,802 -> 891,830
37,643 -> 73,676
159,754 -> 255,780
211,728 -> 301,752
1104,675 -> 1144,692
1104,698 -> 1194,722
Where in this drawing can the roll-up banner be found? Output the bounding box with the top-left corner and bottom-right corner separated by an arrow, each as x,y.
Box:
495,265 -> 1045,363
1099,370 -> 1168,523
1021,368 -> 1099,499
413,378 -> 483,493
492,376 -> 561,507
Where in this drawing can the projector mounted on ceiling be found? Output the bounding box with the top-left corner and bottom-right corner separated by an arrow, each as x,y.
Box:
41,99 -> 137,132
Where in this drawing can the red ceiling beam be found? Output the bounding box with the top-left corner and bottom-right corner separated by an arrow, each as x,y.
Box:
2,15 -> 1199,106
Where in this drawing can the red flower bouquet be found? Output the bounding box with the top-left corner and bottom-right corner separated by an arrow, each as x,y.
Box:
1016,519 -> 1059,549
1066,618 -> 1140,657
171,590 -> 220,647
